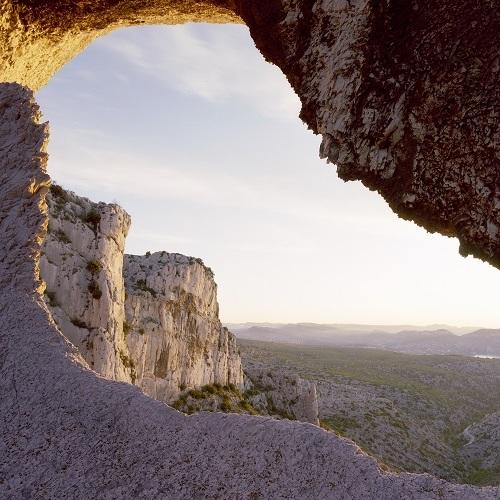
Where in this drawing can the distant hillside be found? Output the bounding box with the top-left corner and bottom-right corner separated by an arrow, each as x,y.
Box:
239,339 -> 500,485
228,323 -> 500,356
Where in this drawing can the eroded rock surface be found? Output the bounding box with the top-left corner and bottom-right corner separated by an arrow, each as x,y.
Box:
124,252 -> 244,402
41,187 -> 132,382
40,186 -> 243,399
244,360 -> 319,425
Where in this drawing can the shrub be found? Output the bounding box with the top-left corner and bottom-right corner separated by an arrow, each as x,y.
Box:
86,259 -> 103,274
44,290 -> 58,307
71,318 -> 88,329
244,388 -> 260,398
145,251 -> 151,257
123,321 -> 131,336
138,328 -> 145,335
239,400 -> 253,412
118,350 -> 136,383
179,383 -> 187,391
221,396 -> 232,412
188,389 -> 204,399
88,281 -> 102,300
50,184 -> 67,200
203,384 -> 217,395
85,209 -> 101,227
55,229 -> 71,244
135,279 -> 157,298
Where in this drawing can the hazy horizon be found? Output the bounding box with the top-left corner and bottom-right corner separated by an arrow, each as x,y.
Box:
37,24 -> 500,328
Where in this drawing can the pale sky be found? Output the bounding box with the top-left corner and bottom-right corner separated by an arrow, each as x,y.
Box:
37,24 -> 500,328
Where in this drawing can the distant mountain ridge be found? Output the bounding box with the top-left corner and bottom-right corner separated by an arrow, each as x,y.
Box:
227,323 -> 500,356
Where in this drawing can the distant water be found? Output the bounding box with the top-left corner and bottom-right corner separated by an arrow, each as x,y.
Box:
474,354 -> 500,359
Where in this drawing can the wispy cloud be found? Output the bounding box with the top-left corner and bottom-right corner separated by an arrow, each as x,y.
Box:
48,141 -> 408,239
98,25 -> 301,121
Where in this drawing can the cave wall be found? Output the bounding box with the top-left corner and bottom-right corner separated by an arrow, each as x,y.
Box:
1,0 -> 499,268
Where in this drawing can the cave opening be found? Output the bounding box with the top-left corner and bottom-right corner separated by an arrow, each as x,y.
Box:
36,23 -> 500,329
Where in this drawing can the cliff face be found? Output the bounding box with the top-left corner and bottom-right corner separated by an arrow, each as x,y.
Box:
41,187 -> 132,382
40,185 -> 243,398
124,252 -> 244,402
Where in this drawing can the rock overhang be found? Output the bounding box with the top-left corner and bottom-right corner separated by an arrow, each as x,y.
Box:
2,0 -> 498,269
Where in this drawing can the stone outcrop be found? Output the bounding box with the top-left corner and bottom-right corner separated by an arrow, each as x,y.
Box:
461,412 -> 500,472
41,187 -> 132,382
2,76 -> 500,500
40,185 -> 243,399
124,252 -> 244,402
244,361 -> 319,425
1,1 -> 499,268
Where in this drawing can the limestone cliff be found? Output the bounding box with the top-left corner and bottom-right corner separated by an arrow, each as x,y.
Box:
40,185 -> 243,399
124,252 -> 244,402
41,186 -> 132,382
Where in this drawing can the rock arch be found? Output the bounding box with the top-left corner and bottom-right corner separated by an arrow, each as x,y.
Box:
1,1 -> 500,498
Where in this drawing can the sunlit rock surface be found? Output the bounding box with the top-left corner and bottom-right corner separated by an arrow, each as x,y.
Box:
40,187 -> 243,399
41,188 -> 132,382
124,252 -> 244,402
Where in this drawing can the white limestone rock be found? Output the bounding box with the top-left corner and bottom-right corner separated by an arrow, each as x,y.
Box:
124,252 -> 244,403
40,186 -> 132,382
40,185 -> 243,399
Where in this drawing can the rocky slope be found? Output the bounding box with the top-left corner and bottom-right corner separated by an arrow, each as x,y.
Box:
461,412 -> 500,483
124,252 -> 243,402
1,83 -> 500,498
240,339 -> 500,485
244,360 -> 319,425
